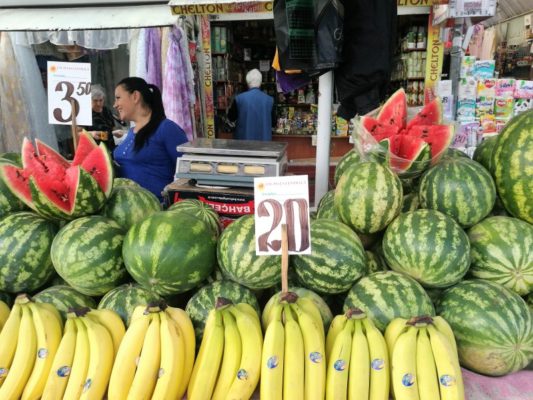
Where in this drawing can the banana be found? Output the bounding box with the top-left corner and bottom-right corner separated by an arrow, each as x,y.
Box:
0,300 -> 9,329
37,303 -> 62,328
326,314 -> 348,362
326,318 -> 353,400
129,304 -> 148,325
187,309 -> 225,400
391,325 -> 419,400
260,304 -> 284,400
427,324 -> 464,400
416,326 -> 441,400
127,312 -> 161,400
283,305 -> 305,400
87,309 -> 125,357
41,318 -> 77,400
79,314 -> 114,400
63,318 -> 90,400
261,297 -> 278,331
0,303 -> 22,387
0,305 -> 37,399
290,302 -> 326,400
108,310 -> 151,400
152,311 -> 185,400
348,318 -> 370,400
164,306 -> 196,398
384,317 -> 408,364
225,305 -> 263,400
22,302 -> 63,400
362,317 -> 389,400
296,296 -> 325,341
212,309 -> 243,400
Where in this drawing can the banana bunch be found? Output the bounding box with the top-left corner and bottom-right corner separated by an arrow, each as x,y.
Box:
386,315 -> 464,400
188,299 -> 263,400
0,300 -> 9,330
108,303 -> 195,400
41,306 -> 123,400
0,294 -> 62,400
325,309 -> 389,400
260,292 -> 326,400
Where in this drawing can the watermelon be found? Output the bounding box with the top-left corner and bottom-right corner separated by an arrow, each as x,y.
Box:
444,147 -> 469,159
217,215 -> 281,290
98,283 -> 161,326
0,155 -> 27,218
468,216 -> 533,296
72,130 -> 98,166
437,279 -> 533,376
33,285 -> 96,320
377,88 -> 407,130
401,193 -> 420,213
343,271 -> 435,331
113,177 -> 140,188
418,157 -> 496,227
123,211 -> 216,296
103,186 -> 161,231
51,216 -> 126,296
473,136 -> 497,173
0,212 -> 58,293
334,149 -> 361,186
527,293 -> 533,312
291,219 -> 366,294
406,124 -> 454,161
361,116 -> 401,142
366,250 -> 387,274
167,199 -> 222,237
379,134 -> 431,176
491,110 -> 533,223
0,291 -> 11,306
382,209 -> 470,288
316,190 -> 340,221
0,152 -> 21,165
185,280 -> 260,341
406,97 -> 443,130
335,161 -> 403,234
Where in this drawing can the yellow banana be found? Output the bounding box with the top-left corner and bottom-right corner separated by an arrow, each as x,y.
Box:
291,302 -> 326,400
79,314 -> 114,400
416,326 -> 441,400
296,296 -> 325,341
260,304 -> 284,400
384,317 -> 408,363
225,305 -> 263,400
0,303 -> 22,387
212,309 -> 242,400
127,312 -> 161,400
41,318 -> 77,400
22,302 -> 63,400
152,311 -> 185,400
164,306 -> 196,398
108,309 -> 151,400
362,317 -> 390,400
37,303 -> 62,328
129,304 -> 148,325
0,300 -> 9,329
63,318 -> 90,400
87,309 -> 125,357
392,325 -> 419,400
187,309 -> 225,400
432,317 -> 464,397
427,324 -> 464,400
348,318 -> 370,400
326,314 -> 348,362
283,305 -> 305,400
326,318 -> 353,400
261,296 -> 279,331
0,305 -> 37,399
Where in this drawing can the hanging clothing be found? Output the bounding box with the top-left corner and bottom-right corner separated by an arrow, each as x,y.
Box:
135,28 -> 148,80
468,25 -> 484,59
145,28 -> 162,90
480,27 -> 497,61
228,88 -> 274,141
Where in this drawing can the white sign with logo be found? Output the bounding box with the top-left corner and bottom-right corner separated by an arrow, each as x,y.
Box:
254,175 -> 311,255
47,61 -> 92,126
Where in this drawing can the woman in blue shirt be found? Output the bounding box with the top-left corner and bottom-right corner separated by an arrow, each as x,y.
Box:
113,77 -> 188,201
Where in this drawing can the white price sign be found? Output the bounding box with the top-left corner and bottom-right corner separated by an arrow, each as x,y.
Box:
254,175 -> 311,255
47,61 -> 92,126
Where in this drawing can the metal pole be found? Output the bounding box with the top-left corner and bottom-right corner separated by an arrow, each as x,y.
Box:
314,70 -> 333,207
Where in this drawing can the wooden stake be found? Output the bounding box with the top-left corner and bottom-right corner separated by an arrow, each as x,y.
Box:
70,99 -> 78,149
281,223 -> 289,294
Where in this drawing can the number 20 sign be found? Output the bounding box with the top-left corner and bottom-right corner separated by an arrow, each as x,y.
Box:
254,175 -> 311,255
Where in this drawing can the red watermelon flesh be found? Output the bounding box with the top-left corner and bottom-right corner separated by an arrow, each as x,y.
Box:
377,88 -> 407,130
0,165 -> 33,207
21,138 -> 69,181
407,124 -> 454,160
72,131 -> 98,166
406,98 -> 443,130
80,144 -> 113,196
361,116 -> 400,141
382,134 -> 431,173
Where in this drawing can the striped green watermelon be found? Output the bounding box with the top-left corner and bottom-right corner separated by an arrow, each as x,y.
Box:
98,283 -> 161,326
473,136 -> 497,173
468,216 -> 533,296
217,215 -> 281,290
492,110 -> 533,223
33,285 -> 96,320
51,216 -> 126,296
527,293 -> 533,312
334,149 -> 361,186
0,291 -> 11,306
167,199 -> 222,237
344,271 -> 435,331
335,161 -> 403,234
0,212 -> 58,293
316,190 -> 340,220
291,219 -> 366,294
419,157 -> 496,227
113,177 -> 140,188
382,210 -> 470,288
185,280 -> 259,341
0,152 -> 21,165
366,250 -> 387,274
437,279 -> 533,376
123,211 -> 216,296
0,155 -> 26,218
102,186 -> 161,231
444,147 -> 469,160
401,193 -> 420,213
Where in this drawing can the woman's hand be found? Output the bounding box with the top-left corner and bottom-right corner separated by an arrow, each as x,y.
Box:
112,129 -> 126,138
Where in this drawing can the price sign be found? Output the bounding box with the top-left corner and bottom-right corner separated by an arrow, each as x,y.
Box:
47,61 -> 92,126
254,175 -> 311,255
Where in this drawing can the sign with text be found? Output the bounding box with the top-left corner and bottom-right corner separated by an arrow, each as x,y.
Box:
254,175 -> 311,255
47,61 -> 92,126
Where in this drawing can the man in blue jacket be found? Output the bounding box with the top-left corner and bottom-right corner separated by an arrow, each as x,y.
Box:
228,69 -> 274,141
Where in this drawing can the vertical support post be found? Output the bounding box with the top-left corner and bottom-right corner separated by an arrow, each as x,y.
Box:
450,18 -> 465,120
314,70 -> 333,207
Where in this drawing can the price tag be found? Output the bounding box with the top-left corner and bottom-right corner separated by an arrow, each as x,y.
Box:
254,175 -> 311,255
47,61 -> 92,126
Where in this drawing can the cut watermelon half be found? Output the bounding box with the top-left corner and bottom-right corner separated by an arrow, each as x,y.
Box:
379,135 -> 431,175
361,116 -> 400,141
406,98 -> 443,130
72,131 -> 98,166
377,88 -> 407,130
80,143 -> 114,196
407,124 -> 454,161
